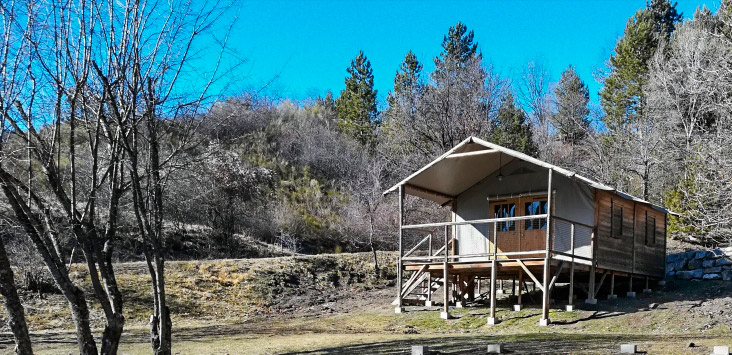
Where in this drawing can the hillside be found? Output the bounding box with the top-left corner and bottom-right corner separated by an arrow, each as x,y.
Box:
4,251 -> 732,354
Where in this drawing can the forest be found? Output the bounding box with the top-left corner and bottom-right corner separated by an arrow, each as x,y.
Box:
1,0 -> 732,354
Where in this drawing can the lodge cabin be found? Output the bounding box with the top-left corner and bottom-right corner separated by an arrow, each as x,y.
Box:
384,137 -> 671,326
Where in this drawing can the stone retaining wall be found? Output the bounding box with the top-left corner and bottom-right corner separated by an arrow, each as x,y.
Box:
666,247 -> 732,281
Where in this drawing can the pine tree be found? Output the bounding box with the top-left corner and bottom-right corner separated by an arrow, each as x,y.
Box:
434,22 -> 478,73
386,51 -> 423,110
336,51 -> 379,145
552,66 -> 591,144
492,92 -> 536,155
600,0 -> 682,130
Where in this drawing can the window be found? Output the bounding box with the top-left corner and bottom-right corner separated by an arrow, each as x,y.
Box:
494,203 -> 516,232
645,214 -> 656,246
611,200 -> 623,238
524,200 -> 547,230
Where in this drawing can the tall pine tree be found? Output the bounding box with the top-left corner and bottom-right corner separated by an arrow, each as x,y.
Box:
492,92 -> 536,155
336,51 -> 379,145
600,0 -> 682,130
386,50 -> 423,111
552,66 -> 591,144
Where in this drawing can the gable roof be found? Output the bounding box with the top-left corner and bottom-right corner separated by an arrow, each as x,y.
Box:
383,136 -> 674,215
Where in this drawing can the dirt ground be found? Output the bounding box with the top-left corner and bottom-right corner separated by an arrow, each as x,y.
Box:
4,248 -> 732,354
17,278 -> 732,354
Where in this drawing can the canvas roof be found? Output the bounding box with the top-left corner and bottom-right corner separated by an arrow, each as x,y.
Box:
383,136 -> 674,215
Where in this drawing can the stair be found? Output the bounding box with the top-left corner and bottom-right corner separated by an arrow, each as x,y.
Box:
392,272 -> 443,305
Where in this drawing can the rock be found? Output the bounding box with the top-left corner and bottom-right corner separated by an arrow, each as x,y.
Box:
687,342 -> 695,348
715,258 -> 732,266
723,246 -> 732,256
674,259 -> 687,270
688,259 -> 703,270
711,249 -> 725,257
704,266 -> 722,274
696,251 -> 709,259
649,303 -> 659,309
722,270 -> 732,281
686,251 -> 697,259
667,253 -> 680,262
666,263 -> 675,272
703,260 -> 716,268
691,269 -> 704,279
703,273 -> 721,280
676,271 -> 690,280
666,271 -> 676,278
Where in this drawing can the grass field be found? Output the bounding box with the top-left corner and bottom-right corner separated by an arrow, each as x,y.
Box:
5,252 -> 732,354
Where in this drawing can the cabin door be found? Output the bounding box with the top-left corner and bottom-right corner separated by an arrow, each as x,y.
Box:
489,195 -> 548,257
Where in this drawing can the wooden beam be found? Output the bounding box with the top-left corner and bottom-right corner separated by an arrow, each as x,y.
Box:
517,260 -> 544,293
403,214 -> 548,230
445,149 -> 498,159
396,186 -> 404,311
594,270 -> 609,296
548,261 -> 565,292
541,168 -> 553,325
405,184 -> 453,202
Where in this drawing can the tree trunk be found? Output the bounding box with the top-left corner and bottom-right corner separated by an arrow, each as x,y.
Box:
153,255 -> 171,355
0,236 -> 33,354
101,313 -> 125,355
68,289 -> 99,355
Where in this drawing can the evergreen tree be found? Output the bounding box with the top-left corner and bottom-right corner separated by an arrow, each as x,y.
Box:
386,51 -> 423,110
552,66 -> 591,144
492,92 -> 536,155
434,22 -> 478,73
600,0 -> 682,130
336,51 -> 379,145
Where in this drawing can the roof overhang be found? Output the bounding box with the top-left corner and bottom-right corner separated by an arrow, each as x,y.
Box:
384,136 -> 677,216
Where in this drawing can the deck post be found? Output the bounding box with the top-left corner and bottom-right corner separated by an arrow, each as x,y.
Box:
608,273 -> 616,300
395,186 -> 404,314
627,274 -> 635,298
540,168 -> 553,326
488,222 -> 498,325
514,270 -> 523,311
512,276 -> 516,296
586,230 -> 597,304
441,225 -> 450,319
643,275 -> 651,293
426,234 -> 433,307
567,223 -> 576,311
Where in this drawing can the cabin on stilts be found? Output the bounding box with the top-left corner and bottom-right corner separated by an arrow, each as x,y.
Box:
384,137 -> 672,326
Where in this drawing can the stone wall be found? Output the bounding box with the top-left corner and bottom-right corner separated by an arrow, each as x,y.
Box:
666,247 -> 732,281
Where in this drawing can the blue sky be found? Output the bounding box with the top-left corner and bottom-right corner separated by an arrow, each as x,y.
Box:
219,1 -> 718,105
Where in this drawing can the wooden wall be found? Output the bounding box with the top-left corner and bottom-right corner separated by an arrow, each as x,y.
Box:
595,190 -> 666,278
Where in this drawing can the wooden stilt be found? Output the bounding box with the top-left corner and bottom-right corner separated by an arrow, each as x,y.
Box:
643,275 -> 651,293
567,223 -> 576,311
426,234 -> 433,307
627,274 -> 635,298
540,168 -> 553,326
515,270 -> 523,311
608,273 -> 616,300
512,276 -> 516,296
441,225 -> 450,319
488,222 -> 498,325
395,186 -> 404,314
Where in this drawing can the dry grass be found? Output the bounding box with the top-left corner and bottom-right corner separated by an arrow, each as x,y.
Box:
6,251 -> 732,354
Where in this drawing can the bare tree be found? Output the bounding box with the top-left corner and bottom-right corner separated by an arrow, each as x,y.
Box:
89,1 -> 236,353
517,61 -> 555,162
0,2 -> 35,353
646,13 -> 732,243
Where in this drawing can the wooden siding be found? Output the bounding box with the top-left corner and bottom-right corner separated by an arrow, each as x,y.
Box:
595,190 -> 666,277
